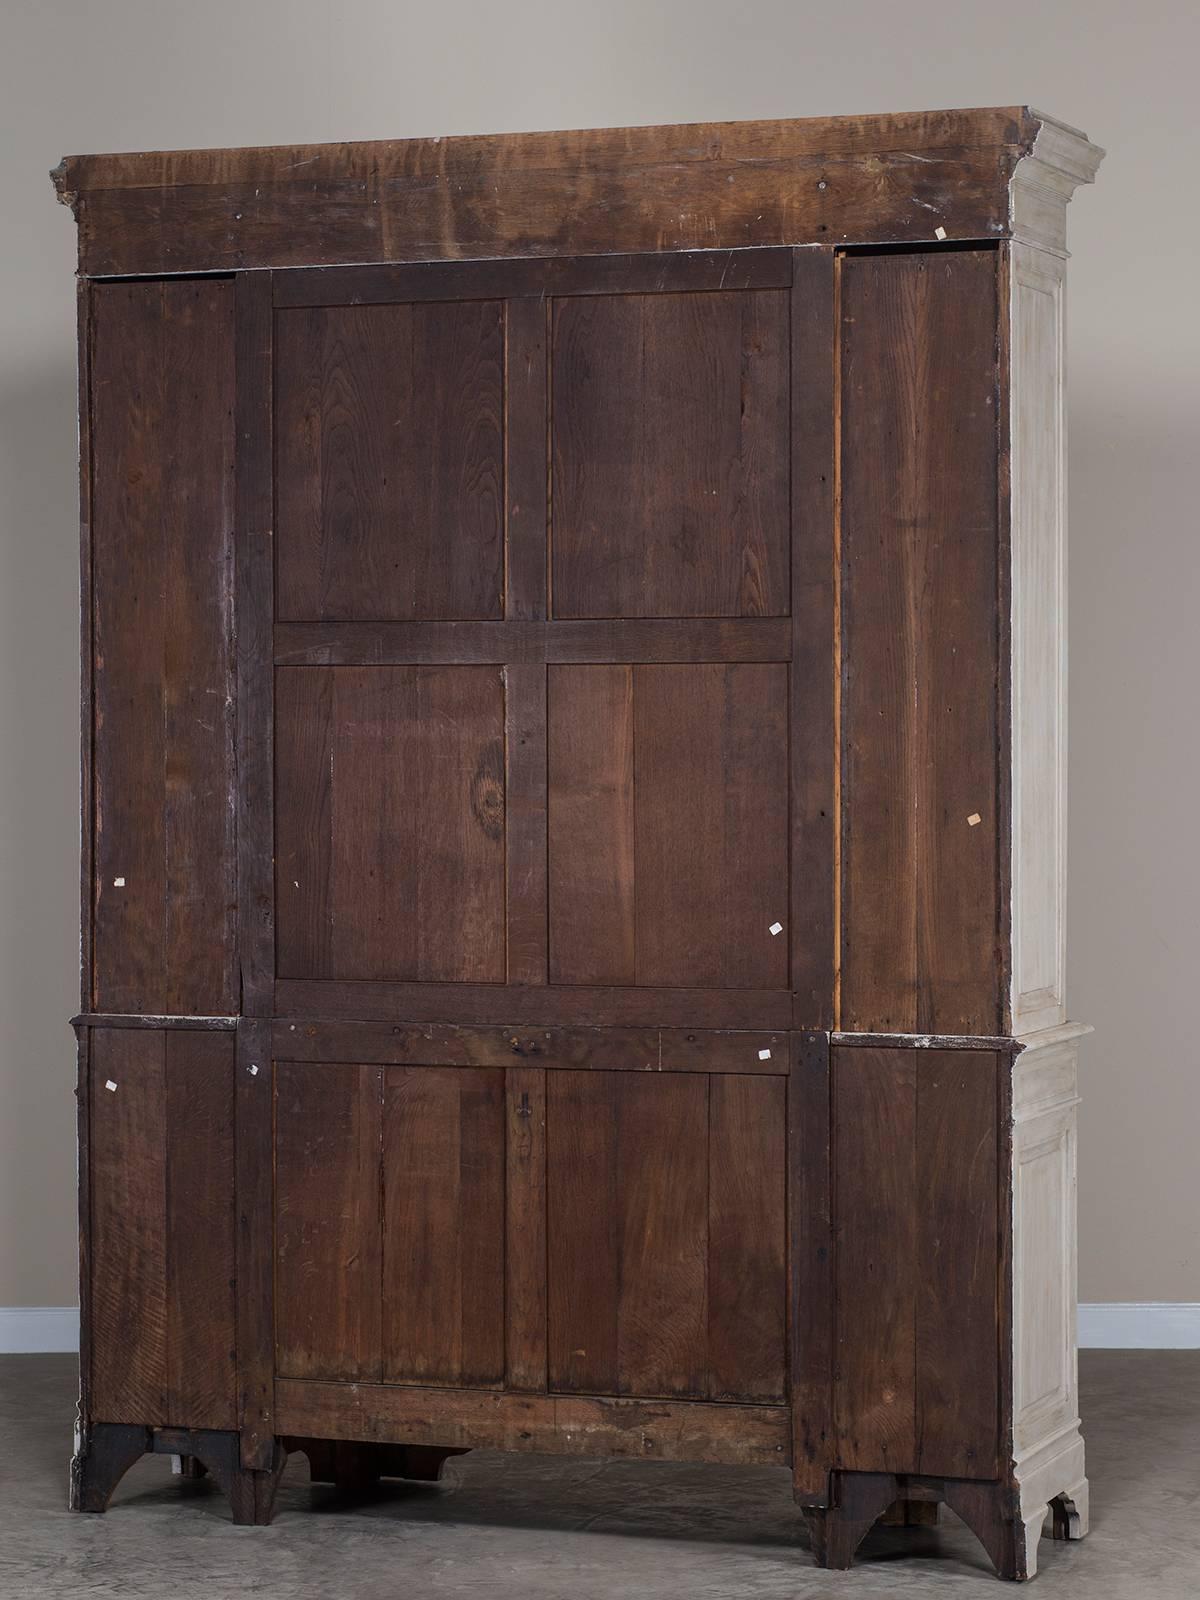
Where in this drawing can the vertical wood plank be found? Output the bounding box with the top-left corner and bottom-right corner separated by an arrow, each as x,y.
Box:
790,1030 -> 834,1499
790,249 -> 837,1028
165,1030 -> 237,1428
274,301 -> 504,621
546,1070 -> 619,1393
708,1074 -> 787,1402
383,1067 -> 506,1386
274,666 -> 334,977
505,1065 -> 547,1390
915,1050 -> 1001,1476
635,664 -> 788,989
616,1073 -> 708,1398
235,1017 -> 275,1466
90,1029 -> 167,1423
505,296 -> 548,620
77,281 -> 95,1013
833,1046 -> 918,1474
547,665 -> 635,984
236,272 -> 275,1014
839,250 -> 1001,1034
274,1059 -> 383,1382
504,664 -> 548,984
414,668 -> 506,982
90,283 -> 167,1011
551,290 -> 790,618
327,666 -> 417,980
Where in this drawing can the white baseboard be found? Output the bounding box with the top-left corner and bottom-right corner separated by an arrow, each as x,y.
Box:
1,1303 -> 1198,1354
0,1307 -> 80,1354
1078,1302 -> 1200,1349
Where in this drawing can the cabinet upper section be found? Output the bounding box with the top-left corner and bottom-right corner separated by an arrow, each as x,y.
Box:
52,106 -> 1102,277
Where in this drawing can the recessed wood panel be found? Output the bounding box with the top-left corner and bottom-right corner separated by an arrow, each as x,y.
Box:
274,1060 -> 383,1381
275,301 -> 504,621
275,665 -> 506,983
551,290 -> 789,618
89,280 -> 236,1015
548,664 -> 788,989
383,1066 -> 506,1386
546,1069 -> 786,1402
832,1045 -> 1001,1478
839,250 -> 1002,1034
89,1028 -> 236,1428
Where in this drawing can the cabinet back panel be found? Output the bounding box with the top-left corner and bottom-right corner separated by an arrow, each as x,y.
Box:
275,301 -> 504,621
831,1044 -> 1001,1478
89,1028 -> 236,1428
550,290 -> 790,619
546,1069 -> 786,1402
274,665 -> 506,982
273,1060 -> 505,1388
548,663 -> 789,988
89,280 -> 237,1015
838,249 -> 1003,1035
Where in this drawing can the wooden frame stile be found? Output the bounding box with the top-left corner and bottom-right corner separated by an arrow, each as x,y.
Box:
70,276 -> 96,1507
233,270 -> 278,1474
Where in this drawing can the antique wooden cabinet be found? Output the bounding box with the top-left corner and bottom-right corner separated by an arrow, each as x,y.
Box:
53,106 -> 1102,1579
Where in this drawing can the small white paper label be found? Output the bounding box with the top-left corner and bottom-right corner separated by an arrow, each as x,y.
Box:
758,1048 -> 772,1061
769,922 -> 783,936
934,225 -> 948,240
104,1080 -> 117,1092
967,812 -> 982,826
249,1064 -> 259,1076
113,877 -> 125,888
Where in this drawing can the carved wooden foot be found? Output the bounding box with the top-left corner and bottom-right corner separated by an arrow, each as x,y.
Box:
71,1423 -> 150,1512
1050,1480 -> 1089,1541
803,1473 -> 899,1569
942,1478 -> 1023,1580
171,1433 -> 287,1525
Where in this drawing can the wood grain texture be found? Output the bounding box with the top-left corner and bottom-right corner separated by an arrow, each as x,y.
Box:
272,1020 -> 785,1074
234,271 -> 275,1014
90,1028 -> 167,1423
789,249 -> 837,1028
275,665 -> 506,983
548,666 -> 634,984
275,1380 -> 790,1466
275,979 -> 794,1029
839,249 -> 1002,1034
274,1059 -> 383,1381
56,109 -> 1049,276
382,1066 -> 506,1386
505,1066 -> 548,1390
275,301 -> 504,622
275,248 -> 792,309
546,1070 -> 786,1402
274,617 -> 792,667
548,664 -> 789,990
831,1045 -> 1002,1478
234,1017 -> 275,1466
790,1030 -> 834,1499
90,280 -> 236,1015
504,664 -> 547,985
504,297 -> 549,621
707,1074 -> 787,1402
89,1027 -> 237,1430
164,1031 -> 236,1428
551,291 -> 789,619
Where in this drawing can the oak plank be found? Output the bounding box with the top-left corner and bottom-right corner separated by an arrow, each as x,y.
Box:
505,1066 -> 548,1390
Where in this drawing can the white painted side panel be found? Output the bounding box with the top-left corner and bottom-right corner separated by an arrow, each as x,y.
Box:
1010,244 -> 1068,1036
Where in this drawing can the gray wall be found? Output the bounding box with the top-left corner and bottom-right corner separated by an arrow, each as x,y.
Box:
1,0 -> 1196,1310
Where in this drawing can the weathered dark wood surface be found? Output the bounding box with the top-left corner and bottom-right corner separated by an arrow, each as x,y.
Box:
839,248 -> 1003,1035
53,107 -> 1049,276
89,280 -> 236,1016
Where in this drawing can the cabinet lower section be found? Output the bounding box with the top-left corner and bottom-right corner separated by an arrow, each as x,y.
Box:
72,1016 -> 1088,1580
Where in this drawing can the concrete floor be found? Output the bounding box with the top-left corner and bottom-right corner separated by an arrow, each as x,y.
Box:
0,1354 -> 1197,1598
